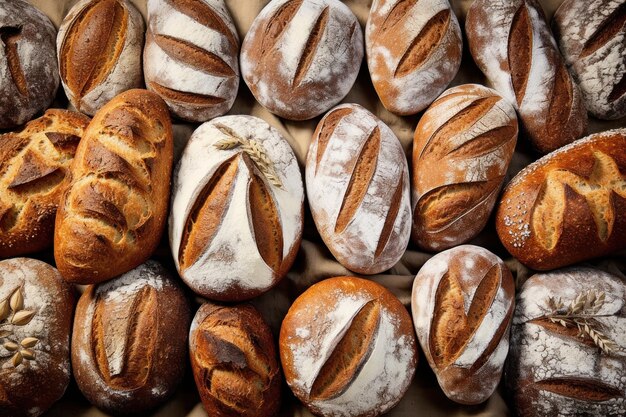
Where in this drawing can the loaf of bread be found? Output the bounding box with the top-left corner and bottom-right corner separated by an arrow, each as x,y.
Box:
306,103 -> 411,274
72,261 -> 190,414
144,0 -> 240,122
55,89 -> 173,284
496,128 -> 626,270
411,245 -> 514,404
280,276 -> 417,417
0,258 -> 74,417
552,0 -> 626,120
0,0 -> 59,129
465,0 -> 587,154
0,109 -> 90,258
507,267 -> 626,416
412,84 -> 518,252
169,115 -> 303,301
365,0 -> 462,115
57,0 -> 144,116
240,0 -> 364,120
190,302 -> 281,417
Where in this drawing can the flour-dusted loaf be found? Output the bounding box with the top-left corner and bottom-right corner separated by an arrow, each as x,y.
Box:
466,0 -> 587,154
365,0 -> 462,115
0,0 -> 59,129
306,104 -> 411,274
506,267 -> 626,416
552,0 -> 626,120
72,260 -> 190,414
280,276 -> 417,417
412,84 -> 518,252
57,0 -> 144,116
496,129 -> 626,270
169,115 -> 304,301
55,89 -> 173,284
240,0 -> 364,120
0,258 -> 74,417
190,302 -> 282,417
144,0 -> 240,122
412,245 -> 514,404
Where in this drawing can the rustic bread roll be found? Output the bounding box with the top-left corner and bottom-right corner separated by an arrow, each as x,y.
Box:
412,84 -> 518,252
552,0 -> 626,120
0,0 -> 59,129
55,89 -> 173,284
0,258 -> 74,417
411,245 -> 515,404
240,0 -> 364,120
365,0 -> 462,115
144,0 -> 240,122
507,267 -> 626,416
0,109 -> 90,258
496,128 -> 626,270
280,276 -> 417,417
169,115 -> 303,301
190,302 -> 281,417
465,0 -> 587,154
72,260 -> 190,414
57,0 -> 145,116
306,104 -> 411,274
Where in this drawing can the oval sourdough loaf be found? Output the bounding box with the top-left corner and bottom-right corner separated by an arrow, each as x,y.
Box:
365,0 -> 462,115
240,0 -> 364,120
190,302 -> 281,417
552,0 -> 626,120
280,276 -> 417,417
507,267 -> 626,416
169,115 -> 304,301
306,103 -> 411,274
412,84 -> 518,252
144,0 -> 240,122
54,89 -> 173,284
411,245 -> 515,404
0,258 -> 74,417
0,109 -> 90,258
57,0 -> 145,116
72,261 -> 190,414
496,128 -> 626,270
0,0 -> 59,129
465,0 -> 587,154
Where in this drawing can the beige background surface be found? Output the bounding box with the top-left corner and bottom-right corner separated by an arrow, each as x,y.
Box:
19,0 -> 626,416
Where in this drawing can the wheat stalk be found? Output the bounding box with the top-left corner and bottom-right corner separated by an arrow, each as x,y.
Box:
0,287 -> 38,367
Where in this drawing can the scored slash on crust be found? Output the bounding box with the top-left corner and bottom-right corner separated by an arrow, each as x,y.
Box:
293,7 -> 329,87
0,26 -> 28,97
508,4 -> 532,106
260,0 -> 304,57
579,3 -> 626,59
535,377 -> 623,402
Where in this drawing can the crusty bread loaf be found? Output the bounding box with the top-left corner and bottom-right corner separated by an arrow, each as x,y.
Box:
0,109 -> 90,258
280,276 -> 417,417
412,84 -> 518,252
240,0 -> 364,120
411,245 -> 514,404
0,0 -> 59,129
306,103 -> 411,274
496,128 -> 626,270
507,267 -> 626,416
190,302 -> 281,417
169,115 -> 303,301
466,0 -> 587,154
365,0 -> 462,115
72,261 -> 190,414
0,258 -> 74,417
144,0 -> 240,122
57,0 -> 145,116
552,0 -> 626,120
55,89 -> 173,284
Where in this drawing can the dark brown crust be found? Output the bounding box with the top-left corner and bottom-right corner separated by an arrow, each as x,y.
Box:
0,26 -> 27,97
148,81 -> 227,106
508,4 -> 532,106
580,2 -> 626,58
375,172 -> 404,258
153,34 -> 235,77
535,378 -> 623,402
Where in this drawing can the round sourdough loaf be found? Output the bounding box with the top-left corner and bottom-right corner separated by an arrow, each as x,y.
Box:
0,258 -> 74,417
240,0 -> 363,120
0,0 -> 59,129
280,276 -> 417,417
169,115 -> 304,301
